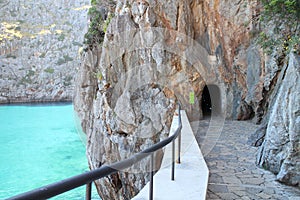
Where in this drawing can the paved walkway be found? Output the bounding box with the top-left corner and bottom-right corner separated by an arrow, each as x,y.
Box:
133,111 -> 209,200
191,119 -> 300,200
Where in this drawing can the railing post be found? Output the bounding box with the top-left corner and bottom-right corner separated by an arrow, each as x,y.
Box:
177,106 -> 181,164
177,130 -> 181,164
86,182 -> 92,200
171,140 -> 175,181
149,153 -> 154,200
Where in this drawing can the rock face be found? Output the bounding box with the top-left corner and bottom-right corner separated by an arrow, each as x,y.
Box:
73,0 -> 299,198
74,48 -> 100,134
0,0 -> 89,103
257,53 -> 300,187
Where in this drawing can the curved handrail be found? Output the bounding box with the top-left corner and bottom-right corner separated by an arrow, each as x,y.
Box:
7,105 -> 182,200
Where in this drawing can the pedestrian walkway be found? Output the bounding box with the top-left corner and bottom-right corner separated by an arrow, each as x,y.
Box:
133,111 -> 209,200
191,119 -> 300,200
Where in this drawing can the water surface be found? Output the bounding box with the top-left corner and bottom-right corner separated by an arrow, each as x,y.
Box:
0,103 -> 99,199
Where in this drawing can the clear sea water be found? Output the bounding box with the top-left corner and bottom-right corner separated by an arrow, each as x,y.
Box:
0,103 -> 100,199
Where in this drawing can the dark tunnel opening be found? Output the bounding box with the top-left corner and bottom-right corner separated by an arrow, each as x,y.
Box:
201,85 -> 221,117
201,85 -> 212,117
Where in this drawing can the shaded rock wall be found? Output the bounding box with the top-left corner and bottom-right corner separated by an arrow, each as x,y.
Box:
0,0 -> 89,103
191,0 -> 268,121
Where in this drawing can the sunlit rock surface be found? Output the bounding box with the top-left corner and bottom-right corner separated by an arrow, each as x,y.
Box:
257,53 -> 300,187
0,0 -> 89,102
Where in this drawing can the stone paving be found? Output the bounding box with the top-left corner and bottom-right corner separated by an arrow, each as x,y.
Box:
191,119 -> 300,200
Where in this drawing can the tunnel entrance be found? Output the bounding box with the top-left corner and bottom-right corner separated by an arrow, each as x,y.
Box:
201,85 -> 221,117
201,86 -> 212,116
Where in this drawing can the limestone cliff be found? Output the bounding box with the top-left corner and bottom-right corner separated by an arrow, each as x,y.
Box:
0,0 -> 89,103
256,53 -> 300,187
74,0 -> 299,199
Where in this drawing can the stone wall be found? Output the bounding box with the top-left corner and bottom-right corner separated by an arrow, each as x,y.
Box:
0,0 -> 89,103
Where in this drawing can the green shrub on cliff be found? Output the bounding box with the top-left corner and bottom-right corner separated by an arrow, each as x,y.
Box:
44,67 -> 55,74
261,0 -> 300,19
259,0 -> 300,54
103,13 -> 114,33
83,7 -> 105,50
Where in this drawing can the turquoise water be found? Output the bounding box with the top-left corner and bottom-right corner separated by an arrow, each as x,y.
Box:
0,103 -> 100,199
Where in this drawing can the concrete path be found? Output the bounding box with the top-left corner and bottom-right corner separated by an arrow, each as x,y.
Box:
133,111 -> 209,200
191,119 -> 300,200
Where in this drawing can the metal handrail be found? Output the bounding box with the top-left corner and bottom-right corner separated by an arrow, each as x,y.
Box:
7,105 -> 182,200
